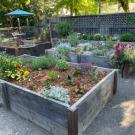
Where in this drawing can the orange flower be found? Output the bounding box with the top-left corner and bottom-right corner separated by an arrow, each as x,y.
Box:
23,70 -> 30,77
16,64 -> 21,69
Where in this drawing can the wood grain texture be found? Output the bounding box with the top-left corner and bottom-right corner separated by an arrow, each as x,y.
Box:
5,83 -> 69,135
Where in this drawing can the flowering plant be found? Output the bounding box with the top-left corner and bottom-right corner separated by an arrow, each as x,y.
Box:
113,42 -> 134,66
74,81 -> 82,93
6,64 -> 30,80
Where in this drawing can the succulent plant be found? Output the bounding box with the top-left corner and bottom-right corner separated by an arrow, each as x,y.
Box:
42,86 -> 70,104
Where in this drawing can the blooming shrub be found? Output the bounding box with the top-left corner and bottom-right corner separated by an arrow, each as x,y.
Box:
112,42 -> 134,67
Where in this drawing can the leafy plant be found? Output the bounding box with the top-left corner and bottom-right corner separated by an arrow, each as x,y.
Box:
48,71 -> 57,80
55,43 -> 71,60
42,86 -> 70,103
31,56 -> 56,69
123,48 -> 135,64
87,34 -> 94,40
94,33 -> 102,41
120,33 -> 135,42
64,75 -> 76,86
90,67 -> 98,81
67,33 -> 79,47
74,81 -> 81,93
56,21 -> 71,38
0,54 -> 29,80
56,60 -> 69,71
113,42 -> 134,67
41,75 -> 51,90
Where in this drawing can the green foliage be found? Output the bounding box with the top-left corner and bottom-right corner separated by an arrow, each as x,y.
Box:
123,48 -> 135,65
64,75 -> 76,86
79,33 -> 94,41
48,71 -> 57,80
56,60 -> 69,71
79,33 -> 112,41
0,54 -> 26,80
56,21 -> 71,38
55,43 -> 71,60
119,33 -> 135,42
42,86 -> 70,103
43,80 -> 51,90
67,33 -> 79,47
94,33 -> 102,41
31,56 -> 56,69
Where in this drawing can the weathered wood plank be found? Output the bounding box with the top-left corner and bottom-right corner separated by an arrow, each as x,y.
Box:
69,70 -> 116,135
1,83 -> 10,110
6,83 -> 68,127
68,108 -> 78,135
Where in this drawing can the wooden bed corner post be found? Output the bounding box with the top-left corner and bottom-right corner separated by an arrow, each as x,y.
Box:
1,83 -> 10,110
68,108 -> 78,135
113,70 -> 118,95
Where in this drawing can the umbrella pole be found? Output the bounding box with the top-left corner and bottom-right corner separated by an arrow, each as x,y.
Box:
17,18 -> 21,33
26,18 -> 29,26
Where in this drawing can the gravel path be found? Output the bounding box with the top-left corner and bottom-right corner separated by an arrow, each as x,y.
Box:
0,76 -> 135,135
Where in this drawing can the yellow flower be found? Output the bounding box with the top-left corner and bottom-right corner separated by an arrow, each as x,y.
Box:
23,70 -> 30,77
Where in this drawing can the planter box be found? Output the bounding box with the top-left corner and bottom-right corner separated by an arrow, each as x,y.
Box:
81,54 -> 110,68
0,67 -> 118,135
68,53 -> 111,68
68,52 -> 80,63
45,48 -> 56,57
0,42 -> 52,56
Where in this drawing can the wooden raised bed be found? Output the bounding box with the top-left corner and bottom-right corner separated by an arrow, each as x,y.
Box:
0,42 -> 52,56
0,67 -> 118,135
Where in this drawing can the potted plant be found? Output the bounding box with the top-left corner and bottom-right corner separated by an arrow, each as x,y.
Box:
113,42 -> 134,78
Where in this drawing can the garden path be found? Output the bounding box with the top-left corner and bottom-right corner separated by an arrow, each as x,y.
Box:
0,75 -> 135,135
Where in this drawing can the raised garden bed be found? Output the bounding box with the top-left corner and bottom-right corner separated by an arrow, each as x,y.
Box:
0,63 -> 118,135
0,42 -> 52,56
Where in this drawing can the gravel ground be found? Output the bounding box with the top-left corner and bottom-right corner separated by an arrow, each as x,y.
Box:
0,75 -> 135,135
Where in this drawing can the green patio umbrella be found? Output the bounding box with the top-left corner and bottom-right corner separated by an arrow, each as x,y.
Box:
5,9 -> 34,32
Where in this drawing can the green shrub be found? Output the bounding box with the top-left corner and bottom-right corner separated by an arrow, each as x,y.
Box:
56,60 -> 69,71
67,33 -> 79,47
82,34 -> 88,40
56,21 -> 71,38
87,34 -> 94,40
120,33 -> 135,42
94,33 -> 102,41
48,71 -> 57,80
31,56 -> 56,69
